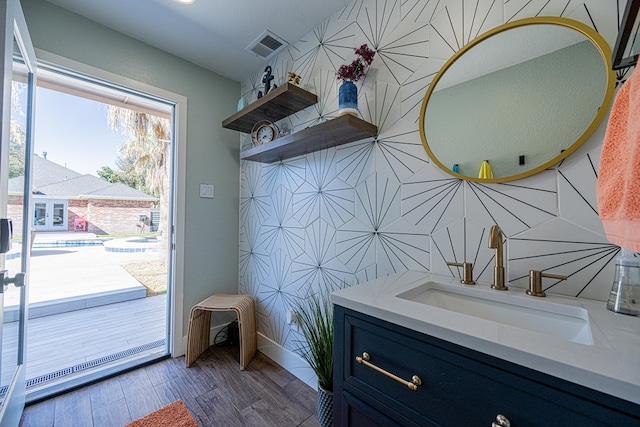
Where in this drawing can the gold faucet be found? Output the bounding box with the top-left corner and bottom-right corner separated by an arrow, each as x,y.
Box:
446,261 -> 475,285
527,270 -> 567,297
488,225 -> 508,290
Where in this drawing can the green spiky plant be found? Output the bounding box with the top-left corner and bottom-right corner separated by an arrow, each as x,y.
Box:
293,286 -> 335,392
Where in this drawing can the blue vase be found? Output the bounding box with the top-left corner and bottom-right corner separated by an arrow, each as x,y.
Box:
338,80 -> 358,117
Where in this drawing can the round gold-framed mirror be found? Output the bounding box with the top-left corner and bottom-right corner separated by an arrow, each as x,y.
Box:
419,17 -> 616,183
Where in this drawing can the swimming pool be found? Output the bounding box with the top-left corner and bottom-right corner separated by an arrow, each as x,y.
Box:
6,236 -> 160,259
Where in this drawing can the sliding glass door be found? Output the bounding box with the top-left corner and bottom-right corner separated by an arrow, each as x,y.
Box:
0,0 -> 36,424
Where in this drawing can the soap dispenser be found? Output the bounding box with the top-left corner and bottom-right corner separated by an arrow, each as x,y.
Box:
606,248 -> 640,316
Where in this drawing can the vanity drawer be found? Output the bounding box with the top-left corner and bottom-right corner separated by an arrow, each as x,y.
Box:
335,307 -> 640,427
341,391 -> 417,427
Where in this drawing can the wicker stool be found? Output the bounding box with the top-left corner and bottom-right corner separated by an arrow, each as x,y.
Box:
185,294 -> 257,370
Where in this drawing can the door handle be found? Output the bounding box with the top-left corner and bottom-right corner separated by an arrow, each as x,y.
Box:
0,270 -> 26,293
0,218 -> 12,253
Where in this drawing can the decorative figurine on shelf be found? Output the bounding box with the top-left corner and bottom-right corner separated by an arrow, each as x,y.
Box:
237,96 -> 249,111
261,65 -> 277,97
288,72 -> 302,85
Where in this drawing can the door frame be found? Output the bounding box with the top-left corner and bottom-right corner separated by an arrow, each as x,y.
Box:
33,50 -> 188,358
0,0 -> 36,424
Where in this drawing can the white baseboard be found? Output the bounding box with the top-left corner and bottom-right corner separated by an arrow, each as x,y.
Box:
179,326 -> 318,391
257,332 -> 318,390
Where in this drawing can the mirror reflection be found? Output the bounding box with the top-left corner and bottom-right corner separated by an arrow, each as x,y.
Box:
420,17 -> 615,182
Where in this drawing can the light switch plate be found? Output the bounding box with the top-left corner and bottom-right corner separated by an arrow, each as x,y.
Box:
199,183 -> 214,199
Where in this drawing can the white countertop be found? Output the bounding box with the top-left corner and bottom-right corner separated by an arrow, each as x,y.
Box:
331,271 -> 640,405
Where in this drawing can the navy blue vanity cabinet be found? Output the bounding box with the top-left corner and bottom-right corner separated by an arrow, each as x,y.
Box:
334,305 -> 640,426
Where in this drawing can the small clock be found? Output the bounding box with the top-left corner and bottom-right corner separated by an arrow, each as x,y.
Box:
251,120 -> 279,146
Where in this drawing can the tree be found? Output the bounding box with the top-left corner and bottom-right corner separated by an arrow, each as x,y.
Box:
107,107 -> 170,197
9,119 -> 26,178
114,152 -> 153,197
106,106 -> 170,243
9,81 -> 26,178
97,157 -> 151,196
97,166 -> 119,183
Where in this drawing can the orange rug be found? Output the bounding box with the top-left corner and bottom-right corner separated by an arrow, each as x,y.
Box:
125,400 -> 199,427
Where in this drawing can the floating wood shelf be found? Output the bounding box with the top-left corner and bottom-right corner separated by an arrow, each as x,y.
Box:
240,115 -> 378,163
222,83 -> 318,133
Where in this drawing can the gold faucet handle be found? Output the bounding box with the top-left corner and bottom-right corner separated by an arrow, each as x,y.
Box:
527,270 -> 567,297
446,261 -> 475,285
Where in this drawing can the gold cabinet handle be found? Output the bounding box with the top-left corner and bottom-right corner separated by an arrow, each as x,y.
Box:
355,352 -> 422,391
492,414 -> 511,427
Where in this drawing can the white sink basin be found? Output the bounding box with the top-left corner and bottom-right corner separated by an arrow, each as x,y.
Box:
396,281 -> 593,345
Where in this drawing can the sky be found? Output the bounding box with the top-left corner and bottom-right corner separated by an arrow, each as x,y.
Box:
33,87 -> 126,177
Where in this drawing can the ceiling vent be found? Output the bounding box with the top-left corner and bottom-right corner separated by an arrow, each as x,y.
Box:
246,30 -> 288,60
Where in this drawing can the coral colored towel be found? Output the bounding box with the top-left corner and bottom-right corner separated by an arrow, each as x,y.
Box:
597,67 -> 640,252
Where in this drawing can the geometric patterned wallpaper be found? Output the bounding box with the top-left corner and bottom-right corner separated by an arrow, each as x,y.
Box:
238,0 -> 631,350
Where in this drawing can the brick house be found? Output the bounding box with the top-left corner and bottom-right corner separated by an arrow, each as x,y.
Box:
8,155 -> 157,235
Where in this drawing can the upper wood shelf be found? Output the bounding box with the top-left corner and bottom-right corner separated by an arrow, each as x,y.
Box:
240,114 -> 378,163
222,83 -> 318,133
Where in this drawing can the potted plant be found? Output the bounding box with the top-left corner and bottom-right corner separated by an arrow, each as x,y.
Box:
336,44 -> 375,116
293,285 -> 336,427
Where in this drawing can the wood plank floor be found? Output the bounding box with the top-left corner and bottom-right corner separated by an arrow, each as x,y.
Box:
2,295 -> 167,391
19,345 -> 322,427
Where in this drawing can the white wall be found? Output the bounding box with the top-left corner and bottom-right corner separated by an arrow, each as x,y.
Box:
238,0 -> 629,378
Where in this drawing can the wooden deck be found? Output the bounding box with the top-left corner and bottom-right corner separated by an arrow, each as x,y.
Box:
2,235 -> 168,398
2,295 -> 167,395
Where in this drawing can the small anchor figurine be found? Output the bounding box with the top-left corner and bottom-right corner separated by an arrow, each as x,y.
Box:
257,65 -> 277,99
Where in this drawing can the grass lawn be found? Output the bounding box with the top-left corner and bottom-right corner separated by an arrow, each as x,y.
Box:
122,260 -> 167,296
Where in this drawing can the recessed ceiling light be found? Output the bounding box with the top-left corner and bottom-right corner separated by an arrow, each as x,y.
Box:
174,0 -> 195,4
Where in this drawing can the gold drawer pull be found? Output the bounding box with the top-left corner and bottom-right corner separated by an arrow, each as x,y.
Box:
355,352 -> 422,391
